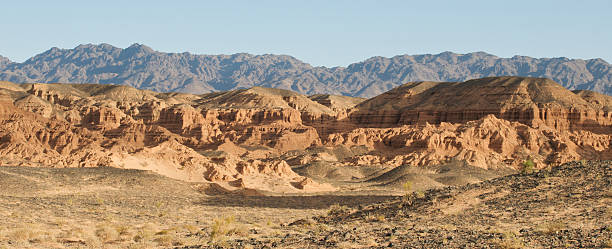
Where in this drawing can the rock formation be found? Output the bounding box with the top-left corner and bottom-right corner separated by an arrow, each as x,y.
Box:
0,76 -> 610,192
351,77 -> 612,132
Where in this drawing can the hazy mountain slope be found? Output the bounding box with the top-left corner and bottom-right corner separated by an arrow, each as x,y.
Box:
1,44 -> 611,97
0,56 -> 12,68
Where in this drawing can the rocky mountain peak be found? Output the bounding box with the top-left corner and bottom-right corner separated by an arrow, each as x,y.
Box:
126,43 -> 154,53
1,44 -> 611,97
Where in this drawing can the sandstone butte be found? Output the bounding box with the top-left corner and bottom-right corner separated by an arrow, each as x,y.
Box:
0,76 -> 610,192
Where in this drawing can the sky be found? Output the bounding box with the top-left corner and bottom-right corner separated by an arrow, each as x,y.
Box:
1,0 -> 611,67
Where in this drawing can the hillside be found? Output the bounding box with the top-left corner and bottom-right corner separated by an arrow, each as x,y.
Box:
351,76 -> 612,132
0,44 -> 611,97
0,76 -> 610,194
216,160 -> 612,248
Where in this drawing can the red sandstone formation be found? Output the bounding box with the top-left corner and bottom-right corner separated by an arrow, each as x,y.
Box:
0,77 -> 610,192
351,77 -> 612,132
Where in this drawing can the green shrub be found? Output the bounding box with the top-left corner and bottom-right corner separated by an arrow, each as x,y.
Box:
521,158 -> 536,174
403,181 -> 413,193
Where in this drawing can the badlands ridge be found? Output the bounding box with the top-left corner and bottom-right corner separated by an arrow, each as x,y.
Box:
0,76 -> 610,193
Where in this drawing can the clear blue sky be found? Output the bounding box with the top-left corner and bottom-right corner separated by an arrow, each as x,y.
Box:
1,0 -> 611,67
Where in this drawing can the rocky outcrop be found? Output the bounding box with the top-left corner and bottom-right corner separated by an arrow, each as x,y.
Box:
327,115 -> 611,169
350,77 -> 612,134
0,76 -> 610,193
0,87 -> 329,193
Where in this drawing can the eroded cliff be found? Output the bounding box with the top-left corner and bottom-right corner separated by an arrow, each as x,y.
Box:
0,77 -> 610,192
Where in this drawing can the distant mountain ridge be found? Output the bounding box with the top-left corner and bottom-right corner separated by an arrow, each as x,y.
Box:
0,43 -> 611,97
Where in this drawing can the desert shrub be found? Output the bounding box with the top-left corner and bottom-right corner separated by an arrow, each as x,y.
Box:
327,204 -> 351,216
403,181 -> 413,193
154,201 -> 168,217
521,158 -> 536,174
114,224 -> 131,236
396,209 -> 404,217
209,215 -> 247,242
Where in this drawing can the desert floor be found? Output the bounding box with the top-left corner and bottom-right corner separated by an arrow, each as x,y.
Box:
1,161 -> 611,248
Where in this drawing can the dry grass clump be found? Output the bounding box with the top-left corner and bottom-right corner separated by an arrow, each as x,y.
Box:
403,181 -> 413,193
56,226 -> 96,245
3,224 -> 53,244
153,234 -> 183,246
310,223 -> 331,236
605,238 -> 612,248
94,194 -> 105,206
95,223 -> 119,242
133,223 -> 159,242
327,204 -> 352,216
114,223 -> 131,237
180,224 -> 201,234
489,231 -> 524,249
54,222 -> 140,246
209,216 -> 249,242
535,221 -> 567,235
364,237 -> 379,247
10,228 -> 42,242
365,214 -> 386,222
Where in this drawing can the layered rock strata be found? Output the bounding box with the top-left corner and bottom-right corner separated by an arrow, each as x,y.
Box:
0,77 -> 610,191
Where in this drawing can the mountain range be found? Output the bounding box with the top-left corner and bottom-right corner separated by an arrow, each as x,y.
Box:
0,43 -> 611,97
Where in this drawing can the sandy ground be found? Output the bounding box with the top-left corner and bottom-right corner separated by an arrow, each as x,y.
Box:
0,167 -> 392,248
1,161 -> 609,248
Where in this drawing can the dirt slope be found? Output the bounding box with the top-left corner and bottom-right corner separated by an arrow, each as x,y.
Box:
210,160 -> 612,248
